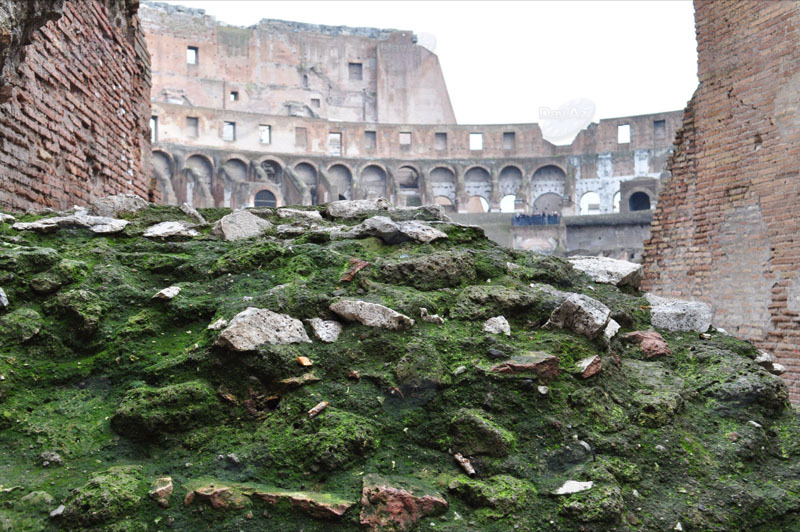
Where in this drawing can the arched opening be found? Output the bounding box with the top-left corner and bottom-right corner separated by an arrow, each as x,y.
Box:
531,165 -> 567,206
430,167 -> 456,203
500,194 -> 518,213
222,158 -> 248,181
629,191 -> 651,211
361,165 -> 387,199
464,167 -> 492,201
294,162 -> 318,204
152,150 -> 175,204
533,192 -> 562,213
613,191 -> 621,213
499,166 -> 523,196
183,154 -> 214,207
579,191 -> 601,215
254,189 -> 277,208
434,195 -> 455,213
327,164 -> 353,200
396,166 -> 419,189
466,196 -> 490,213
256,160 -> 282,184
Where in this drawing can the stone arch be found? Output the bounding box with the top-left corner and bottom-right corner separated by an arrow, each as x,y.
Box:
327,163 -> 353,200
579,191 -> 601,215
396,165 -> 421,189
531,164 -> 567,210
464,166 -> 491,202
152,150 -> 176,204
181,154 -> 214,207
254,158 -> 283,185
254,189 -> 277,208
294,161 -> 319,204
534,192 -> 563,213
628,191 -> 651,211
434,195 -> 455,213
248,183 -> 283,208
221,157 -> 248,181
499,165 -> 523,196
360,164 -> 388,199
613,191 -> 621,213
429,166 -> 456,203
465,195 -> 490,213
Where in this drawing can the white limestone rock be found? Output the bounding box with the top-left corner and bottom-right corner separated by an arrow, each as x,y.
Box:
420,308 -> 445,325
207,318 -> 228,331
90,194 -> 148,217
645,293 -> 712,333
483,316 -> 511,336
180,202 -> 207,224
0,287 -> 7,309
212,210 -> 271,241
545,293 -> 611,339
553,480 -> 593,495
604,319 -> 621,341
329,300 -> 414,330
153,285 -> 181,300
143,221 -> 199,239
306,318 -> 343,343
326,198 -> 391,218
277,208 -> 323,220
0,213 -> 15,224
575,355 -> 602,378
13,211 -> 129,234
343,216 -> 447,245
568,255 -> 643,288
397,220 -> 448,243
215,307 -> 311,351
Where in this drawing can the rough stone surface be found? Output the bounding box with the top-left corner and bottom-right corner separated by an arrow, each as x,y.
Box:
330,300 -> 414,330
215,307 -> 311,351
545,293 -> 611,339
212,210 -> 272,241
622,330 -> 672,358
483,316 -> 510,335
254,490 -> 354,519
13,210 -> 129,234
451,408 -> 515,457
575,355 -> 602,378
148,477 -> 173,508
360,474 -> 448,532
645,293 -> 712,333
143,221 -> 199,239
344,216 -> 447,245
327,198 -> 391,218
180,202 -> 207,224
604,319 -> 621,341
152,285 -> 180,301
419,308 -> 444,325
91,195 -> 149,218
306,318 -> 343,343
489,352 -> 560,381
277,208 -> 323,220
0,287 -> 8,309
554,480 -> 594,495
569,256 -> 643,288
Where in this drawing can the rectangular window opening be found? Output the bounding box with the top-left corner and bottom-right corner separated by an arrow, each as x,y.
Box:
223,121 -> 236,142
653,120 -> 666,140
503,131 -> 516,150
295,127 -> 307,148
186,46 -> 198,65
364,130 -> 376,150
186,116 -> 198,138
328,132 -> 342,156
311,98 -> 320,108
348,62 -> 363,81
149,116 -> 158,143
230,91 -> 239,102
259,124 -> 271,144
399,132 -> 412,146
617,124 -> 631,144
469,132 -> 483,151
435,132 -> 447,151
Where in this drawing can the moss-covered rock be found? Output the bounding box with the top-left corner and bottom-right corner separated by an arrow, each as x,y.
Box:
450,408 -> 515,457
61,465 -> 145,529
449,474 -> 536,514
377,250 -> 476,290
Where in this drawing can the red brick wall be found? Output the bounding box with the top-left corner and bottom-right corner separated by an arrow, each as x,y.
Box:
642,1 -> 800,401
0,0 -> 152,211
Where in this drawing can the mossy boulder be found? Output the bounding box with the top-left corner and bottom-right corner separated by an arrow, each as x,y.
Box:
44,289 -> 103,336
0,307 -> 41,343
449,474 -> 536,514
110,380 -> 219,438
449,283 -> 562,321
61,465 -> 145,529
378,250 -> 477,290
450,408 -> 515,457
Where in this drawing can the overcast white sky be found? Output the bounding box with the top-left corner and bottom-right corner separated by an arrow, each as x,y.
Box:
156,1 -> 698,128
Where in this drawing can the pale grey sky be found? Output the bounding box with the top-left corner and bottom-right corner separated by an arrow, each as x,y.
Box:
154,1 -> 698,127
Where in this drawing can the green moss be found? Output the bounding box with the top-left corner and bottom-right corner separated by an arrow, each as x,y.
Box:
62,465 -> 145,529
450,408 -> 515,457
449,474 -> 536,514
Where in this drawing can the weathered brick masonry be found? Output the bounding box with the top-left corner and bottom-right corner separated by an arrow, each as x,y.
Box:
0,0 -> 152,211
643,1 -> 800,400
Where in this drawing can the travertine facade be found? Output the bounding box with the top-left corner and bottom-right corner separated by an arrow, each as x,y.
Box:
142,2 -> 681,217
0,0 -> 152,210
643,1 -> 800,399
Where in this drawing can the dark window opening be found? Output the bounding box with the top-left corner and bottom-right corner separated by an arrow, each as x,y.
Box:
503,132 -> 516,150
254,190 -> 277,208
654,120 -> 666,140
348,62 -> 363,80
186,116 -> 198,138
629,191 -> 651,211
364,131 -> 376,150
186,46 -> 198,65
230,91 -> 239,101
435,132 -> 447,150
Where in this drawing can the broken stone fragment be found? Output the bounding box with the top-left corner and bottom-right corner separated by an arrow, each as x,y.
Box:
143,221 -> 199,239
306,317 -> 343,342
545,293 -> 610,339
419,307 -> 445,324
152,285 -> 180,300
489,352 -> 560,381
49,504 -> 65,519
0,213 -> 16,224
453,452 -> 476,476
0,287 -> 7,309
278,372 -> 320,389
90,194 -> 148,217
308,400 -> 328,418
39,450 -> 62,466
575,355 -> 602,378
645,293 -> 712,333
212,210 -> 272,241
483,316 -> 510,335
186,485 -> 249,510
568,256 -> 643,288
180,202 -> 206,224
604,319 -> 620,341
215,307 -> 311,351
451,408 -> 515,457
253,489 -> 354,519
342,216 -> 447,244
770,362 -> 786,376
207,318 -> 228,330
13,211 -> 129,234
360,474 -> 448,532
622,330 -> 672,358
149,477 -> 173,508
553,480 -> 593,495
326,198 -> 391,218
330,300 -> 414,330
296,356 -> 313,367
277,207 -> 323,220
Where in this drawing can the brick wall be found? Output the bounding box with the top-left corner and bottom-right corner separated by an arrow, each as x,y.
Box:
0,0 -> 152,211
642,1 -> 800,401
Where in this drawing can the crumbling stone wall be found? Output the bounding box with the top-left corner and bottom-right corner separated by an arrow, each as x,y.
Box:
0,0 -> 152,211
642,1 -> 800,400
